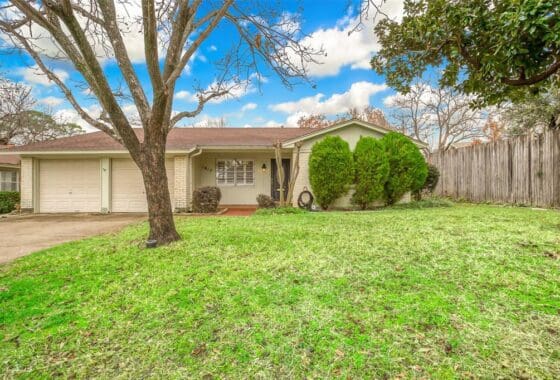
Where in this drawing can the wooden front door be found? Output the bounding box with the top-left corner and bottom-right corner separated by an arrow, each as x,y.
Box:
271,159 -> 291,201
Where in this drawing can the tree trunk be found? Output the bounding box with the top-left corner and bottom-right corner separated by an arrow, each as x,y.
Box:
138,145 -> 180,245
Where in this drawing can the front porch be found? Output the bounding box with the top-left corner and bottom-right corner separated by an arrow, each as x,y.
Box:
187,149 -> 293,208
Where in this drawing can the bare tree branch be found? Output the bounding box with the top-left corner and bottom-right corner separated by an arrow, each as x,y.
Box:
170,90 -> 230,127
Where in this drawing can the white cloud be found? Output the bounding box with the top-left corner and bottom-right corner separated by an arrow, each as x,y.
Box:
3,3 -> 161,64
206,78 -> 257,104
265,120 -> 282,127
270,81 -> 388,126
383,84 -> 440,108
54,105 -> 103,132
297,0 -> 403,77
38,96 -> 65,107
241,102 -> 257,112
175,74 -> 258,105
18,65 -> 69,87
209,45 -> 218,52
175,90 -> 197,102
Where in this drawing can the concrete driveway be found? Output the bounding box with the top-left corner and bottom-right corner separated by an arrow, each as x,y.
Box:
0,214 -> 145,264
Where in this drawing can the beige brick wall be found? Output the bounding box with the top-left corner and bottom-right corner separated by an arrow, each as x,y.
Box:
20,157 -> 33,210
174,155 -> 188,211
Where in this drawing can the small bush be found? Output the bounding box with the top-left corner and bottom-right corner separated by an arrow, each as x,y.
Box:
192,186 -> 222,213
352,136 -> 389,209
309,136 -> 354,209
413,164 -> 440,200
0,192 -> 19,214
381,132 -> 428,205
256,194 -> 276,208
424,164 -> 440,193
254,207 -> 306,216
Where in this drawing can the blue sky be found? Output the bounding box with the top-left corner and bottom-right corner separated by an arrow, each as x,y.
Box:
3,0 -> 405,131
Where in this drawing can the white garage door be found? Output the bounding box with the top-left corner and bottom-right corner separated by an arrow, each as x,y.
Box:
111,159 -> 174,212
39,159 -> 101,213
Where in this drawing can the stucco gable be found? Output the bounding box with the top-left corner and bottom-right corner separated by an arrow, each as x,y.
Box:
283,119 -> 427,149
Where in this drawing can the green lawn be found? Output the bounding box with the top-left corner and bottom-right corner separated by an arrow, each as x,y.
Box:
1,205 -> 559,378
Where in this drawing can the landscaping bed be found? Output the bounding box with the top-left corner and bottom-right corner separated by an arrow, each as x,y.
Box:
1,205 -> 559,378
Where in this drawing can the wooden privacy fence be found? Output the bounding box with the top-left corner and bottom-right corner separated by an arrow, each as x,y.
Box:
429,129 -> 560,208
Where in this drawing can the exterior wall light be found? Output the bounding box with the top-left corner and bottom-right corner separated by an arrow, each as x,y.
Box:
261,163 -> 267,173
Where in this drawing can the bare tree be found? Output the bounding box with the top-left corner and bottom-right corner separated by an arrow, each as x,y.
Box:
498,88 -> 560,136
340,106 -> 392,128
386,82 -> 487,151
189,116 -> 227,128
297,114 -> 329,129
386,83 -> 432,143
482,117 -> 505,143
0,1 -> 320,244
428,86 -> 486,151
297,106 -> 392,129
0,77 -> 82,145
0,78 -> 35,144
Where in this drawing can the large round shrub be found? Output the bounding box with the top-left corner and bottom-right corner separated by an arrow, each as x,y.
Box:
351,136 -> 389,209
309,136 -> 354,209
381,132 -> 428,204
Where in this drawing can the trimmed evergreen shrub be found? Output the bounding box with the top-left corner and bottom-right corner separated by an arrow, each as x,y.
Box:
0,191 -> 20,214
192,186 -> 222,213
381,132 -> 428,205
309,136 -> 354,209
256,194 -> 276,208
351,136 -> 390,209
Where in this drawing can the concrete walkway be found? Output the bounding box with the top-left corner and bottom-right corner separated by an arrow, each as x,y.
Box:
0,214 -> 145,264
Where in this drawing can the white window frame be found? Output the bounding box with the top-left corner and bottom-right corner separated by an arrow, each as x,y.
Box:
216,159 -> 254,186
0,170 -> 19,192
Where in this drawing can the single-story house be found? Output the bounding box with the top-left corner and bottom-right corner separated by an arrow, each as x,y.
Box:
0,149 -> 20,192
0,119 -> 425,213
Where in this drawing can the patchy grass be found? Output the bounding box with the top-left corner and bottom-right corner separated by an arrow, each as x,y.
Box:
253,206 -> 308,216
1,205 -> 559,378
390,197 -> 455,210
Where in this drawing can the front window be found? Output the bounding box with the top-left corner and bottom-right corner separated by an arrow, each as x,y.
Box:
0,171 -> 18,192
216,160 -> 254,186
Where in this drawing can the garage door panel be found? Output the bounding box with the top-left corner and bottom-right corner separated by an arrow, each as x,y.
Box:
39,160 -> 101,213
111,159 -> 174,213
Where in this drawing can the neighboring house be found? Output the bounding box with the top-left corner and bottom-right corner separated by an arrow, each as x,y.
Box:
0,149 -> 20,192
0,119 -> 425,213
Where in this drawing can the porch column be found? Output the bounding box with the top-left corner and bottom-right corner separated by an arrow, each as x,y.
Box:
173,155 -> 188,212
100,158 -> 111,213
20,157 -> 34,212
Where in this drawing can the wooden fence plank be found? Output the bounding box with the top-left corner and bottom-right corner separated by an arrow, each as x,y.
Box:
430,130 -> 559,207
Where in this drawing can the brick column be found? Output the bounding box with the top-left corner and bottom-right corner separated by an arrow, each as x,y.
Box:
19,157 -> 34,211
174,155 -> 188,212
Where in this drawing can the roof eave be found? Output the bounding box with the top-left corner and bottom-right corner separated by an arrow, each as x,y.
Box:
282,118 -> 428,148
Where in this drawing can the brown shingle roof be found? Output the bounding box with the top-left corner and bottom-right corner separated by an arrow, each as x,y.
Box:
0,146 -> 20,165
0,154 -> 20,165
1,127 -> 312,153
